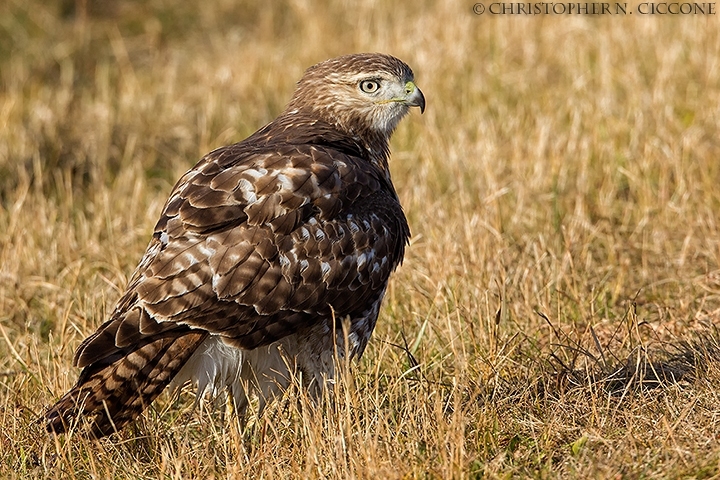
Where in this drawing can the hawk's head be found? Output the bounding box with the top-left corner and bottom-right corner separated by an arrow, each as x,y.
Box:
286,53 -> 425,149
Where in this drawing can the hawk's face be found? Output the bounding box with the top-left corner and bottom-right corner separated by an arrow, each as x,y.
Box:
288,53 -> 425,141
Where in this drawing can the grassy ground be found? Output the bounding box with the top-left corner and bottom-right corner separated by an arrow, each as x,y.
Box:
2,0 -> 720,477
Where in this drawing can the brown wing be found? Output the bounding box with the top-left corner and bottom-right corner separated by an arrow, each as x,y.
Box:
73,137 -> 409,369
47,138 -> 408,435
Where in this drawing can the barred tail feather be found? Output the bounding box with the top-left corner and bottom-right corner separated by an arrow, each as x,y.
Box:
46,331 -> 207,437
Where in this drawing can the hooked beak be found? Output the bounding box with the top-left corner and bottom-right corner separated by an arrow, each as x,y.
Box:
404,81 -> 426,114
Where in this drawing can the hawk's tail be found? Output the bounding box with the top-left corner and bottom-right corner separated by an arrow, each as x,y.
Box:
45,330 -> 207,437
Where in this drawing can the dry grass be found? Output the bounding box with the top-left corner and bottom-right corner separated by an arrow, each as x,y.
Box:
2,0 -> 720,477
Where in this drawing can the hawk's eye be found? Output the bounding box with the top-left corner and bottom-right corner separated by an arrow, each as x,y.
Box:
359,80 -> 380,94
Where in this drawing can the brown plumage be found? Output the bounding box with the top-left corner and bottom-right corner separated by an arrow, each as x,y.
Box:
46,53 -> 425,437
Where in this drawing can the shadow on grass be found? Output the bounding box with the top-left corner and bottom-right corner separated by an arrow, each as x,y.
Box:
535,309 -> 720,397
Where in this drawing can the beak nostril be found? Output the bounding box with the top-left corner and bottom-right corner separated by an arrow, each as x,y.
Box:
404,81 -> 416,96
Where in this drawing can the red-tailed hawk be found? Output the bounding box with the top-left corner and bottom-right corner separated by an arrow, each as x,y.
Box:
46,53 -> 424,437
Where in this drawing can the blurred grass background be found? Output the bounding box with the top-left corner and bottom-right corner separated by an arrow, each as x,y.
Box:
2,0 -> 720,477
